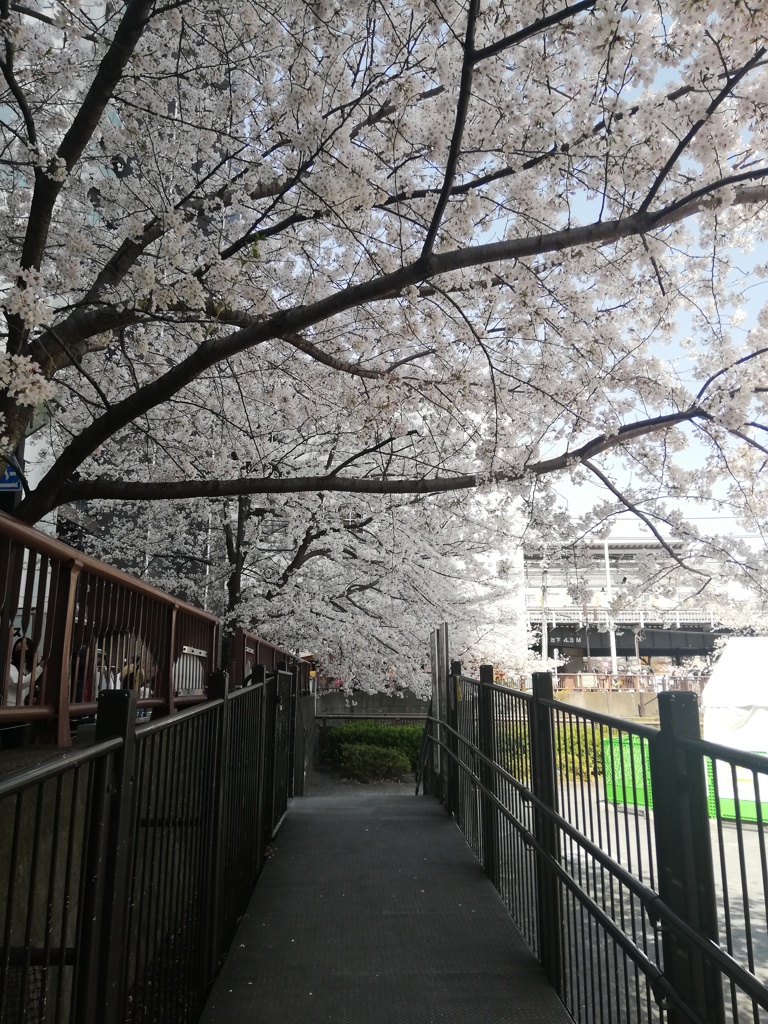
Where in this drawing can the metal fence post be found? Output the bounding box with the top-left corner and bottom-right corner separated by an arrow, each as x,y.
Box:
263,666 -> 279,838
77,689 -> 137,1024
207,669 -> 229,978
447,660 -> 461,817
649,692 -> 725,1024
478,665 -> 497,884
530,671 -> 562,995
288,663 -> 299,797
437,623 -> 450,802
429,629 -> 441,798
252,664 -> 270,869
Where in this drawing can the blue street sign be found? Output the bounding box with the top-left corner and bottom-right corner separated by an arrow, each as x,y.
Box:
0,465 -> 22,492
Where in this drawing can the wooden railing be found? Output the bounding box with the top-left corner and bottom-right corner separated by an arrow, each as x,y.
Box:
0,512 -> 306,747
230,626 -> 310,692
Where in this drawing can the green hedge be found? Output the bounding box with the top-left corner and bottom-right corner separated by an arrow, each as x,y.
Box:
496,722 -> 605,781
337,743 -> 412,782
555,722 -> 604,780
327,721 -> 422,770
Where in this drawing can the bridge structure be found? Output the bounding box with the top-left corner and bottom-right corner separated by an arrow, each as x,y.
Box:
1,518 -> 768,1024
527,605 -> 725,661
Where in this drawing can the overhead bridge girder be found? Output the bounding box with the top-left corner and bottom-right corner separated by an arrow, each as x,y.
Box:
534,626 -> 726,658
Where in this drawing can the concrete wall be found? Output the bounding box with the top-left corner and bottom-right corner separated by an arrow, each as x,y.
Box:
314,689 -> 430,719
554,688 -> 659,720
313,690 -> 429,766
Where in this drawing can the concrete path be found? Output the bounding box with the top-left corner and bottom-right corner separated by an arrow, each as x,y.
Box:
199,776 -> 572,1024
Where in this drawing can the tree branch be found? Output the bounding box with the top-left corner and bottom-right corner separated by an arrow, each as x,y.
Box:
16,167 -> 768,521
422,0 -> 479,256
583,460 -> 710,577
20,0 -> 156,276
473,0 -> 597,64
39,407 -> 705,511
638,46 -> 767,214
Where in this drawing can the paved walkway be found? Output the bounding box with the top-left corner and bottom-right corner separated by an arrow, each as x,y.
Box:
200,776 -> 571,1024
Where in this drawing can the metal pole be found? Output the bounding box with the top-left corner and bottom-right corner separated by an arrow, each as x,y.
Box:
88,689 -> 138,1024
448,659 -> 462,818
541,563 -> 549,665
530,671 -> 562,995
603,540 -> 618,678
478,665 -> 497,885
649,692 -> 724,1024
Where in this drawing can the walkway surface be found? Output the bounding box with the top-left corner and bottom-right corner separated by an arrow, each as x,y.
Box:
199,774 -> 572,1024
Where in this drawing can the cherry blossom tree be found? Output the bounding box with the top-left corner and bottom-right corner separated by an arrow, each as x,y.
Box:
2,0 -> 768,677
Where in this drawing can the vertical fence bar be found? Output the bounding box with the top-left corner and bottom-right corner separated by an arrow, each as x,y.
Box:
437,623 -> 450,803
447,660 -> 461,817
530,671 -> 562,996
253,665 -> 270,870
478,665 -> 497,884
207,669 -> 229,980
83,689 -> 137,1024
649,691 -> 725,1024
429,629 -> 441,796
288,664 -> 298,798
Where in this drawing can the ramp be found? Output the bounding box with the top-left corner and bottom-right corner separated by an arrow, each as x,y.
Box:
200,779 -> 571,1024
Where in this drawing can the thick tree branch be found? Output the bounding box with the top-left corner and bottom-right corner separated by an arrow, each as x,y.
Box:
20,0 -> 156,276
38,407 -> 704,512
15,162 -> 768,523
422,0 -> 480,255
473,0 -> 597,64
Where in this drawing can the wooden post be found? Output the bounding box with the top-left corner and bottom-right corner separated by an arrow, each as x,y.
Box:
37,558 -> 82,747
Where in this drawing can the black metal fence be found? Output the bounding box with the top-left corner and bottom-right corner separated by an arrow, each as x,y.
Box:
0,661 -> 300,1024
420,625 -> 768,1024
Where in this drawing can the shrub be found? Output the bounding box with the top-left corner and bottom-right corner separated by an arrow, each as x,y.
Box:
496,723 -> 531,779
555,722 -> 604,780
496,721 -> 605,781
327,721 -> 422,770
337,742 -> 412,782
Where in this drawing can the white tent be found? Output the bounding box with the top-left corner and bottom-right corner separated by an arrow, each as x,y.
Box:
701,637 -> 768,753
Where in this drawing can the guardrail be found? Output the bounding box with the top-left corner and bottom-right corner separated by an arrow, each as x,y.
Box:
0,511 -> 220,745
0,515 -> 312,749
419,625 -> 768,1024
0,664 -> 302,1024
0,517 -> 316,1023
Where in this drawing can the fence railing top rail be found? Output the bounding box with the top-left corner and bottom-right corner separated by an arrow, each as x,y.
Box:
543,695 -> 661,740
135,697 -> 223,738
676,733 -> 768,771
0,735 -> 123,796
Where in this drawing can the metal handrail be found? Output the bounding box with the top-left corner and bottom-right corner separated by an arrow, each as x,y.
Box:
425,717 -> 768,1014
